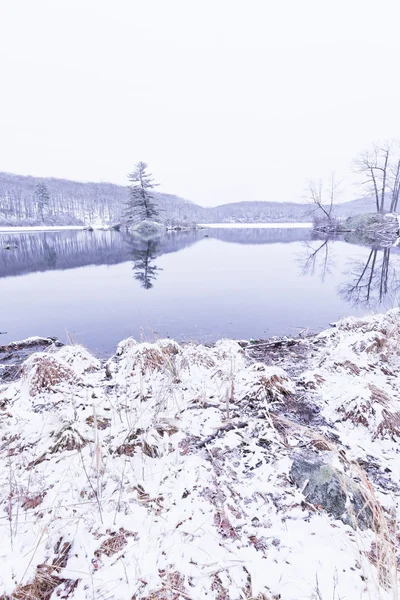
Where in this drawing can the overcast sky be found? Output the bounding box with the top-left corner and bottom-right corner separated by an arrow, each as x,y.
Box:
1,0 -> 400,207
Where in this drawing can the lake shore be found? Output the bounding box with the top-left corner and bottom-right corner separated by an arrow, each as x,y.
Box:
0,222 -> 314,234
0,310 -> 399,598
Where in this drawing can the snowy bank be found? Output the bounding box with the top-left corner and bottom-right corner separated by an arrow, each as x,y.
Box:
0,312 -> 399,599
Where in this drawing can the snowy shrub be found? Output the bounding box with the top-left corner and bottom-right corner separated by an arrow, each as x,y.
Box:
56,344 -> 101,374
22,353 -> 80,396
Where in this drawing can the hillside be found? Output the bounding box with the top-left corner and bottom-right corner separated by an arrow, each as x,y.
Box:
0,171 -> 376,225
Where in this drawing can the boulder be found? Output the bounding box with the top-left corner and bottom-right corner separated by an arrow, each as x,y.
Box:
129,220 -> 164,239
290,452 -> 373,529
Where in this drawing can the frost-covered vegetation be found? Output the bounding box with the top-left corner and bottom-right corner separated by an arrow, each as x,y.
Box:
0,310 -> 399,599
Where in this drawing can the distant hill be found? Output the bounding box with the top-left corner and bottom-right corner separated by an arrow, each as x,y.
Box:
0,171 -> 377,225
334,197 -> 376,218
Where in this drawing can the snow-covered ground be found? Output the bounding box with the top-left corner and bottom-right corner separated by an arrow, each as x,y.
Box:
200,222 -> 313,229
0,311 -> 399,599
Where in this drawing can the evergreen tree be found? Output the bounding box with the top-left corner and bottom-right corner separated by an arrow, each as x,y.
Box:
123,162 -> 160,225
35,183 -> 50,222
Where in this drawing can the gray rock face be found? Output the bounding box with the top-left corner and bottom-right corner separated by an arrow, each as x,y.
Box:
290,452 -> 373,530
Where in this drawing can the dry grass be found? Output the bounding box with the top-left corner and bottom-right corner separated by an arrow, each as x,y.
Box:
333,360 -> 361,375
95,528 -> 136,558
0,538 -> 78,600
375,409 -> 400,440
129,342 -> 181,376
134,571 -> 188,600
48,425 -> 88,453
23,355 -> 79,396
85,415 -> 111,430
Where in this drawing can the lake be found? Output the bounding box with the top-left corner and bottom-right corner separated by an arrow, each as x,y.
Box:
1,226 -> 399,356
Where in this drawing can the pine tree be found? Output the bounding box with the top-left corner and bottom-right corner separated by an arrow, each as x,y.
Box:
123,162 -> 160,226
35,183 -> 50,222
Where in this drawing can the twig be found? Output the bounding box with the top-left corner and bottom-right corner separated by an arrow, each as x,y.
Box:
197,421 -> 247,448
244,338 -> 300,350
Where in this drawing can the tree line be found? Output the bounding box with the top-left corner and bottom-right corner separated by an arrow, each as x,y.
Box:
308,140 -> 400,226
0,168 -> 198,227
2,143 -> 400,227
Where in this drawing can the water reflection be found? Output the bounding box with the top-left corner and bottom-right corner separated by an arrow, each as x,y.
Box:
2,227 -> 400,307
3,226 -> 400,353
301,238 -> 400,309
300,239 -> 333,282
42,234 -> 58,268
129,239 -> 162,289
0,227 -> 313,279
340,247 -> 400,307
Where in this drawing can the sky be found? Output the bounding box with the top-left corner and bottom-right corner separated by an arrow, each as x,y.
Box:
1,0 -> 400,207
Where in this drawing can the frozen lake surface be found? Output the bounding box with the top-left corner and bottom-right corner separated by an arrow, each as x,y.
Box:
1,226 -> 399,356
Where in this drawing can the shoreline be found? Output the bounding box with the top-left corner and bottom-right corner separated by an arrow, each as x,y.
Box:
0,311 -> 399,598
0,222 -> 314,234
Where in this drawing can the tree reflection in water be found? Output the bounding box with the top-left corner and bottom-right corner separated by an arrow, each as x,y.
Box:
301,238 -> 333,282
340,246 -> 400,307
129,238 -> 162,289
301,238 -> 400,309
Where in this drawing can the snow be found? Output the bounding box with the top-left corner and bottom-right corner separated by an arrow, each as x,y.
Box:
0,312 -> 399,599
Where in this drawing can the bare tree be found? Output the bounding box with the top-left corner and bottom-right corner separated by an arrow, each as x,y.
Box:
353,141 -> 400,214
389,158 -> 400,213
305,173 -> 340,229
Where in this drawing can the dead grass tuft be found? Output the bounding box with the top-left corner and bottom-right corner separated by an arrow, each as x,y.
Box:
334,360 -> 361,375
374,409 -> 400,440
367,384 -> 391,405
0,538 -> 78,600
365,334 -> 388,354
95,528 -> 135,558
211,570 -> 272,600
23,355 -> 79,396
135,570 -> 187,600
214,510 -> 239,539
155,419 -> 179,437
85,415 -> 111,430
21,493 -> 45,510
129,341 -> 181,376
240,364 -> 293,407
49,425 -> 88,453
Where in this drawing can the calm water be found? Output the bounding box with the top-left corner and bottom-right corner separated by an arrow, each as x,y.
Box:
1,227 -> 399,356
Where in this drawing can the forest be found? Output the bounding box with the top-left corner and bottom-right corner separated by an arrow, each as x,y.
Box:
0,171 -> 375,226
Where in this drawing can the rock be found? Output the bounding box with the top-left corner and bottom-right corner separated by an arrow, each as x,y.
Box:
0,337 -> 62,353
290,452 -> 373,529
129,220 -> 164,239
83,225 -> 94,232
